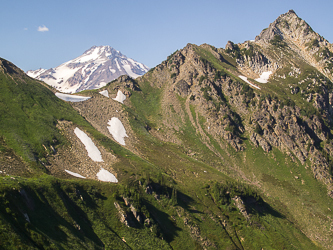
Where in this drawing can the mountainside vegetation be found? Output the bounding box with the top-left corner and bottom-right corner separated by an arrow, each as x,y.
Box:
1,10 -> 333,249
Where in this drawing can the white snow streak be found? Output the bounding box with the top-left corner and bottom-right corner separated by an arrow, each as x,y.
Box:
255,71 -> 272,83
74,127 -> 103,162
65,170 -> 86,179
96,168 -> 118,183
55,92 -> 91,102
112,90 -> 126,103
115,58 -> 122,71
107,117 -> 128,145
122,64 -> 141,78
238,76 -> 261,90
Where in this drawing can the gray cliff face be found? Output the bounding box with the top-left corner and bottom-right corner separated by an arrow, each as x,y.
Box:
27,45 -> 149,93
255,10 -> 304,43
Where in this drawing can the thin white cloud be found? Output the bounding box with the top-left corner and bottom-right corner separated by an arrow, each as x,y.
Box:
24,28 -> 28,31
38,25 -> 49,32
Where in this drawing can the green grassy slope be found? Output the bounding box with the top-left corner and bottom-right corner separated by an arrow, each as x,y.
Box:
0,59 -> 86,166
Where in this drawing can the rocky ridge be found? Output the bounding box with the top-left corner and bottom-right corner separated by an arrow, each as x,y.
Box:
121,10 -> 333,200
255,10 -> 333,80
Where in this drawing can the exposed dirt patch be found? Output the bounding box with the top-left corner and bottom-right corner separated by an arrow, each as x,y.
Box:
70,92 -> 140,156
46,120 -> 118,180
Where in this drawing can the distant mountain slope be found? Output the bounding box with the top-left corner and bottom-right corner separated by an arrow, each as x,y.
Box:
26,45 -> 149,93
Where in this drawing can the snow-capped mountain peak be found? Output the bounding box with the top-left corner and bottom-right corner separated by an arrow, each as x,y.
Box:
70,46 -> 117,64
27,45 -> 149,93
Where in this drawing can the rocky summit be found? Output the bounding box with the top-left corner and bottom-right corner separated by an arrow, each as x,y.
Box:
1,10 -> 333,249
26,45 -> 149,93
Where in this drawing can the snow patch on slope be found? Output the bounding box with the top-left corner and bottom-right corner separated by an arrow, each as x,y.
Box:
107,117 -> 128,145
55,92 -> 91,102
112,90 -> 126,103
96,168 -> 118,183
99,90 -> 109,98
255,71 -> 272,83
74,127 -> 103,162
238,76 -> 261,90
65,170 -> 86,178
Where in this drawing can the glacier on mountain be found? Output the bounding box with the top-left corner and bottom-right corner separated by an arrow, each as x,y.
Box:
27,45 -> 149,93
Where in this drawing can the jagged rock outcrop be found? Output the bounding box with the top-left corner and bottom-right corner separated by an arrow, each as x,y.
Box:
250,132 -> 271,152
114,201 -> 130,227
255,9 -> 333,81
232,196 -> 250,220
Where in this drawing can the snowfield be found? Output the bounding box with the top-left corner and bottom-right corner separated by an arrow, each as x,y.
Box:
96,168 -> 118,182
238,76 -> 261,90
255,71 -> 272,83
65,170 -> 86,179
74,127 -> 103,162
107,117 -> 128,145
112,90 -> 126,103
99,90 -> 109,98
55,93 -> 91,102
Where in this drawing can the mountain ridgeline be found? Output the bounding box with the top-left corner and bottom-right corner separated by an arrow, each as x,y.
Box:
1,10 -> 333,249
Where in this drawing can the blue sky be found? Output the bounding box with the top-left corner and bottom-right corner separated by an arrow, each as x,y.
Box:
1,0 -> 333,71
